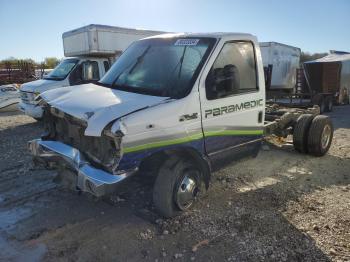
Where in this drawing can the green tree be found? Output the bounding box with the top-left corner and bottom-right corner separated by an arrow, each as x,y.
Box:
300,52 -> 328,64
44,57 -> 60,68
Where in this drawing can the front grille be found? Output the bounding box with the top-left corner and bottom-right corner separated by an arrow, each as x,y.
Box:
43,108 -> 121,174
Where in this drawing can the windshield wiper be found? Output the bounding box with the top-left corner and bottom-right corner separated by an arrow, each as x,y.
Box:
162,46 -> 188,97
178,46 -> 187,79
47,75 -> 61,78
43,76 -> 63,81
111,45 -> 151,87
128,45 -> 151,74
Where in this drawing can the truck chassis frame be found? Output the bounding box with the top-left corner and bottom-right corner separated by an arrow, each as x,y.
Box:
264,104 -> 320,138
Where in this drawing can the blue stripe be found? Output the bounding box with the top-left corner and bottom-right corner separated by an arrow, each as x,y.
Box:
117,134 -> 262,172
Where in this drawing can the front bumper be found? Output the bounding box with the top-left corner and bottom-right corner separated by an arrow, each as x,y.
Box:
28,139 -> 135,197
18,102 -> 43,118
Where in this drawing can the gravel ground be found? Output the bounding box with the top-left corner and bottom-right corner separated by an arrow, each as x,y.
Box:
0,106 -> 349,262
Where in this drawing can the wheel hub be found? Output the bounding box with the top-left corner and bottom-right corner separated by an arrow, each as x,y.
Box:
321,124 -> 331,149
175,173 -> 199,210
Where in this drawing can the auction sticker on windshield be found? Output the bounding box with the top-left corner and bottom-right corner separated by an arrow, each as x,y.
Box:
174,39 -> 199,46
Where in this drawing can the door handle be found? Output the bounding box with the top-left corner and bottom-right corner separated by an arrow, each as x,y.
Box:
258,111 -> 263,123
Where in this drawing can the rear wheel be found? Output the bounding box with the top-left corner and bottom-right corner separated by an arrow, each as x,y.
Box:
313,94 -> 325,114
153,157 -> 205,218
307,115 -> 333,156
293,114 -> 314,153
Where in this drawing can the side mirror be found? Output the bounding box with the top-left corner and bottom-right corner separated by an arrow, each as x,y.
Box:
214,64 -> 240,95
82,61 -> 95,81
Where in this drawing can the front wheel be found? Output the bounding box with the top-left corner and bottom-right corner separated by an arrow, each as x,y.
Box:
153,157 -> 205,218
313,94 -> 325,114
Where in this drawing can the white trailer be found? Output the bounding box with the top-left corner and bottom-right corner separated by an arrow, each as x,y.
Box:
19,24 -> 165,119
63,24 -> 164,60
260,42 -> 301,91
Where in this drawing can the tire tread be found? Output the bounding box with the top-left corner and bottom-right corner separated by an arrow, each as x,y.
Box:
293,114 -> 314,153
307,115 -> 333,156
153,157 -> 204,218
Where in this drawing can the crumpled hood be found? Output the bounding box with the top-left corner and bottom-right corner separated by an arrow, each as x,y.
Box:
40,83 -> 169,136
21,79 -> 65,93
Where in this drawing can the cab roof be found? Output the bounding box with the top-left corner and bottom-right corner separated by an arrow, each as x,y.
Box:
145,32 -> 257,41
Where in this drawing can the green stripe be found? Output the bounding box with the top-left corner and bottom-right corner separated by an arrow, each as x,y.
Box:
123,129 -> 263,154
204,129 -> 263,137
123,133 -> 203,154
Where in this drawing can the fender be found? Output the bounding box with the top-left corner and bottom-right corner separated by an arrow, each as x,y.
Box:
136,146 -> 212,188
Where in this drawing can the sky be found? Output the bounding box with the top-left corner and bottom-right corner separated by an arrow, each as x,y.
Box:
0,0 -> 349,62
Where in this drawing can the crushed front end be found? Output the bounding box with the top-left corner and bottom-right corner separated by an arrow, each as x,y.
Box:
28,104 -> 135,197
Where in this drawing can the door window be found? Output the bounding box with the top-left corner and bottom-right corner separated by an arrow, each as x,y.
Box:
82,61 -> 100,80
206,41 -> 258,100
104,61 -> 110,72
69,61 -> 100,85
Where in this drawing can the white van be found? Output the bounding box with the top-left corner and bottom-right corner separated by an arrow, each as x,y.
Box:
19,24 -> 164,119
19,57 -> 110,118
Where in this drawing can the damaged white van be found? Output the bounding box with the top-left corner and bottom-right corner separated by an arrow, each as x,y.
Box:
29,33 -> 333,217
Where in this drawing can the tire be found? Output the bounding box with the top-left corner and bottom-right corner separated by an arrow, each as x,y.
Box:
153,157 -> 205,218
313,94 -> 325,114
324,96 -> 333,112
307,115 -> 333,156
293,114 -> 314,153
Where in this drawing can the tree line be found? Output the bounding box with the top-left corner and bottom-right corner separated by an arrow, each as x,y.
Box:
0,57 -> 61,84
0,57 -> 61,69
300,52 -> 328,64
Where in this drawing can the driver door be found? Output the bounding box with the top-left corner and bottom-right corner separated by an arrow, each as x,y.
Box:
199,41 -> 264,166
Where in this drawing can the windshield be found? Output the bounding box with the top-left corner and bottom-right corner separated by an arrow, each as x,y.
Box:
43,58 -> 79,81
99,37 -> 216,98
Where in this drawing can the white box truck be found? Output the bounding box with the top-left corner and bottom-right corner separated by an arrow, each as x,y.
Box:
19,24 -> 164,119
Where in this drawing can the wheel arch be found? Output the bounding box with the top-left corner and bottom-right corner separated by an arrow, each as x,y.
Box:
138,146 -> 212,188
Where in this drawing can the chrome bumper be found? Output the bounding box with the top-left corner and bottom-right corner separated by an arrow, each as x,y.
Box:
28,139 -> 134,197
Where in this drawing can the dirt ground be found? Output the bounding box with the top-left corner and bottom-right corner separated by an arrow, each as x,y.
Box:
0,106 -> 349,262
